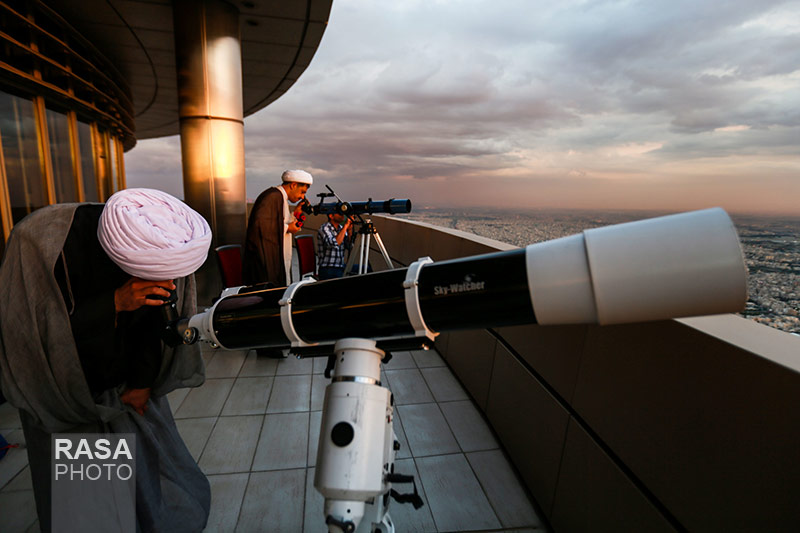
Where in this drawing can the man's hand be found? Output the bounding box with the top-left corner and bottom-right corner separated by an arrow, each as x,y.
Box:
115,278 -> 176,313
287,220 -> 303,234
121,387 -> 151,416
337,218 -> 354,244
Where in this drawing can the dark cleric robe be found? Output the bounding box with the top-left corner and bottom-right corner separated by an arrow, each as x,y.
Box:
0,204 -> 210,532
242,186 -> 287,287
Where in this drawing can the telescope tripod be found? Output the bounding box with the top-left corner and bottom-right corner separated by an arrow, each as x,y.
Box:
345,219 -> 394,275
315,338 -> 423,533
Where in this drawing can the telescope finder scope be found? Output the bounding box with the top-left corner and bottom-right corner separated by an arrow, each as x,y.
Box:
188,208 -> 748,352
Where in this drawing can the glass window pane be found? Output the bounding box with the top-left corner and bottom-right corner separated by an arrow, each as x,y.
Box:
109,134 -> 118,194
76,121 -> 98,202
96,128 -> 112,200
46,107 -> 77,203
0,90 -> 47,223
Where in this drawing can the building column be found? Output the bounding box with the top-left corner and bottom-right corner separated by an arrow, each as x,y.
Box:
173,0 -> 246,299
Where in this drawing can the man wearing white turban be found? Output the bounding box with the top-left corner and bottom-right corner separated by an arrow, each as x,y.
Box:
0,189 -> 212,532
243,169 -> 313,288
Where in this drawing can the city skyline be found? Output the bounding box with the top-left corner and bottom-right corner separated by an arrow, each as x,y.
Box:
127,0 -> 800,216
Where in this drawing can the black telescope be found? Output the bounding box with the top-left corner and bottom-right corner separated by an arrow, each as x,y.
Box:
186,208 -> 748,353
310,199 -> 412,217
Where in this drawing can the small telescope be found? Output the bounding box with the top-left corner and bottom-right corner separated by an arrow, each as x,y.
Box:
180,207 -> 747,533
302,185 -> 412,218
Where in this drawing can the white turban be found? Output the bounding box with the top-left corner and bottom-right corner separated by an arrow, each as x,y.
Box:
281,169 -> 313,184
97,188 -> 212,280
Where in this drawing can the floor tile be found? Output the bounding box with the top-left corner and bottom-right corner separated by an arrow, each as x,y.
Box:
390,458 -> 437,533
396,404 -> 459,457
384,369 -> 434,405
237,469 -> 305,532
222,377 -> 274,416
1,466 -> 31,493
312,356 -> 329,375
0,429 -> 28,489
383,351 -> 417,370
205,473 -> 249,533
175,417 -> 217,462
467,450 -> 542,529
392,410 -> 412,460
439,400 -> 499,452
311,374 -> 329,412
252,412 -> 309,471
266,375 -> 311,413
0,489 -> 38,532
202,349 -> 216,369
0,403 -> 21,431
199,415 -> 263,474
416,454 -> 500,532
304,468 -> 327,533
276,355 -> 314,376
308,411 -> 322,468
239,351 -> 279,377
205,349 -> 247,378
166,387 -> 190,414
411,349 -> 445,368
421,367 -> 469,402
174,379 -> 235,419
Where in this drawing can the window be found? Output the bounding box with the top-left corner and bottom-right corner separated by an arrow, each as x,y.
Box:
77,120 -> 98,202
0,91 -> 47,223
45,107 -> 77,203
109,132 -> 119,194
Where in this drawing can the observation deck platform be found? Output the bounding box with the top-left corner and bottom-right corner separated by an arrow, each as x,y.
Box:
0,343 -> 544,532
2,215 -> 798,531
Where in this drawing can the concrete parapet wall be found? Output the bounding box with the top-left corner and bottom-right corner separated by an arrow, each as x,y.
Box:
368,214 -> 800,532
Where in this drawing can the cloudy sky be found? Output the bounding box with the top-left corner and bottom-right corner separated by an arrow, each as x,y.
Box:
127,0 -> 800,216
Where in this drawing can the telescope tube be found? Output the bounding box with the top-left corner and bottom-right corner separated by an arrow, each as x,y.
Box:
188,208 -> 747,350
315,199 -> 412,216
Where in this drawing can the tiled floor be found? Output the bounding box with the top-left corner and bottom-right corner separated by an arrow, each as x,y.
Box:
0,344 -> 545,532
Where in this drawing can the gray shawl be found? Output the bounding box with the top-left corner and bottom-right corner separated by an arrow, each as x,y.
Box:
0,204 -> 205,430
0,204 -> 210,532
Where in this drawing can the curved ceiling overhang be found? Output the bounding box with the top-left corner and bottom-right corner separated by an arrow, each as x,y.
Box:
44,0 -> 333,145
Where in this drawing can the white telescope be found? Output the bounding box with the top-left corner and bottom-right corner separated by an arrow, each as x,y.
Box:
187,207 -> 747,349
182,207 -> 747,532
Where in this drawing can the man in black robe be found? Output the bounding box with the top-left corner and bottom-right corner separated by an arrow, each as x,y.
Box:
243,169 -> 313,287
0,190 -> 212,532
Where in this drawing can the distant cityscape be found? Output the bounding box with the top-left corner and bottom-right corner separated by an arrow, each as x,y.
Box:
401,208 -> 800,336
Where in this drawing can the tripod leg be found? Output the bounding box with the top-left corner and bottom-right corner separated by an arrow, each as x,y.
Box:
361,233 -> 371,275
372,232 -> 394,270
345,233 -> 361,275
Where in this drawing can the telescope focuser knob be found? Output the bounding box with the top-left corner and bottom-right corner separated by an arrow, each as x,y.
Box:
182,325 -> 198,345
339,202 -> 353,216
